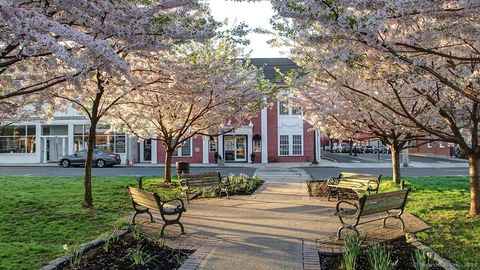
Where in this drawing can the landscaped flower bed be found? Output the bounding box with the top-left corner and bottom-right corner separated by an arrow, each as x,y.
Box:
143,174 -> 264,200
320,236 -> 443,270
60,231 -> 193,270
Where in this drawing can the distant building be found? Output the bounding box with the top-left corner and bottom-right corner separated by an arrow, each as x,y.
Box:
0,58 -> 321,164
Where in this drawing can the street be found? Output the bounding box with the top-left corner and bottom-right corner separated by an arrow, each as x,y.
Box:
322,151 -> 466,164
0,164 -> 467,178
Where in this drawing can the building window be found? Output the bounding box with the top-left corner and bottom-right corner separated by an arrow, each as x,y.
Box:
279,101 -> 289,115
292,135 -> 303,155
73,124 -> 125,153
279,134 -> 303,156
439,142 -> 445,149
279,135 -> 289,156
173,138 -> 192,157
291,107 -> 302,115
0,125 -> 36,154
253,140 -> 261,152
209,140 -> 217,152
427,142 -> 432,149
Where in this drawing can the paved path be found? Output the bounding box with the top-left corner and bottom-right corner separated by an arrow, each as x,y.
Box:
135,167 -> 430,270
254,167 -> 312,182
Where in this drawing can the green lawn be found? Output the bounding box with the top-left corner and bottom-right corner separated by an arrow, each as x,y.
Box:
0,176 -> 139,270
381,176 -> 480,269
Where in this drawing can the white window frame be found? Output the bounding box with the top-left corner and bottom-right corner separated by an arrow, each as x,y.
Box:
439,142 -> 445,149
209,140 -> 217,152
427,142 -> 432,149
278,134 -> 303,156
278,101 -> 302,116
172,138 -> 193,157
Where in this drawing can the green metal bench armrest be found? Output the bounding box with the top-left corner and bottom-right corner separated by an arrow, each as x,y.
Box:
367,179 -> 379,191
220,176 -> 231,186
327,176 -> 340,185
161,198 -> 186,214
179,179 -> 188,188
335,200 -> 360,218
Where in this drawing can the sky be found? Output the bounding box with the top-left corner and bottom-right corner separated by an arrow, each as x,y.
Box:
208,0 -> 290,58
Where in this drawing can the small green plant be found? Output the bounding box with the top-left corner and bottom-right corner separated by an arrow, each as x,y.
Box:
63,244 -> 83,267
103,238 -> 111,252
367,244 -> 396,270
174,248 -> 182,265
158,237 -> 165,248
132,225 -> 142,240
129,245 -> 156,266
342,234 -> 362,270
412,249 -> 430,270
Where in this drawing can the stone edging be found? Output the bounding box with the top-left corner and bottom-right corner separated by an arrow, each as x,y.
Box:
303,239 -> 321,270
250,180 -> 270,199
178,237 -> 219,270
40,228 -> 130,270
406,233 -> 457,270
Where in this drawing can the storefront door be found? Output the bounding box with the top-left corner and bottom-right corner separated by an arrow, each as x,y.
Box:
224,135 -> 247,162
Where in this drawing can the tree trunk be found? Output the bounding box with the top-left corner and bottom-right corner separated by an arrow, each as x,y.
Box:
164,149 -> 173,183
329,138 -> 334,152
348,139 -> 353,156
83,121 -> 97,208
468,155 -> 480,216
390,144 -> 401,185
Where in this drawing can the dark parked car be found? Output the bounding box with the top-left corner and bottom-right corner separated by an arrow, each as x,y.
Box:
58,149 -> 121,168
364,145 -> 374,153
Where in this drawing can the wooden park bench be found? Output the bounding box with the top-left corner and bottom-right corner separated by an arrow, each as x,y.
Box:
327,172 -> 382,201
179,171 -> 230,203
127,186 -> 186,237
335,188 -> 410,240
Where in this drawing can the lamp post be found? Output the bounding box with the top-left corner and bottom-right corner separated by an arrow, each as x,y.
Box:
312,130 -> 318,165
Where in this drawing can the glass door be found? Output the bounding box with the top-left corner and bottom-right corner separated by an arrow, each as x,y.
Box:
143,139 -> 151,162
235,136 -> 247,161
224,136 -> 235,161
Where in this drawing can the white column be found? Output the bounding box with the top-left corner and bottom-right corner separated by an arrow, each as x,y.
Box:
202,136 -> 209,164
218,135 -> 223,159
314,129 -> 322,162
247,133 -> 253,163
261,107 -> 268,163
151,138 -> 157,164
317,129 -> 322,162
67,123 -> 74,154
36,124 -> 42,163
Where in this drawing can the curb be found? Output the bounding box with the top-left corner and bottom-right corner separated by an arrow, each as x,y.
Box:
40,228 -> 130,270
406,233 -> 457,270
178,238 -> 219,270
303,239 -> 321,270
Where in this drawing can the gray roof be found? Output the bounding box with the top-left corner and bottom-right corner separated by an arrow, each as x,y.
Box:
249,58 -> 299,83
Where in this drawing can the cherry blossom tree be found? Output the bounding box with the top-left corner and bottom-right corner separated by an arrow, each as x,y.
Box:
271,0 -> 480,215
38,0 -> 216,208
288,77 -> 423,184
113,39 -> 271,182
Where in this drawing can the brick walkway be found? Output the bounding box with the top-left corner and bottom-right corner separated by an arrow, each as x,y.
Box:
136,168 -> 430,270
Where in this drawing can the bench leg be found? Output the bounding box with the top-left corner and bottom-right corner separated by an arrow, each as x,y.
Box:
382,215 -> 406,231
327,186 -> 332,201
337,225 -> 359,240
160,221 -> 186,237
219,187 -> 230,199
131,209 -> 154,224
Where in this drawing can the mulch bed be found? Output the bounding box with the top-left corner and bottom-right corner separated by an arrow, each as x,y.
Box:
62,233 -> 193,270
319,237 -> 444,270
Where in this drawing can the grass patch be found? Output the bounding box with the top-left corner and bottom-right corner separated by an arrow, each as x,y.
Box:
380,176 -> 479,269
0,175 -> 140,270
